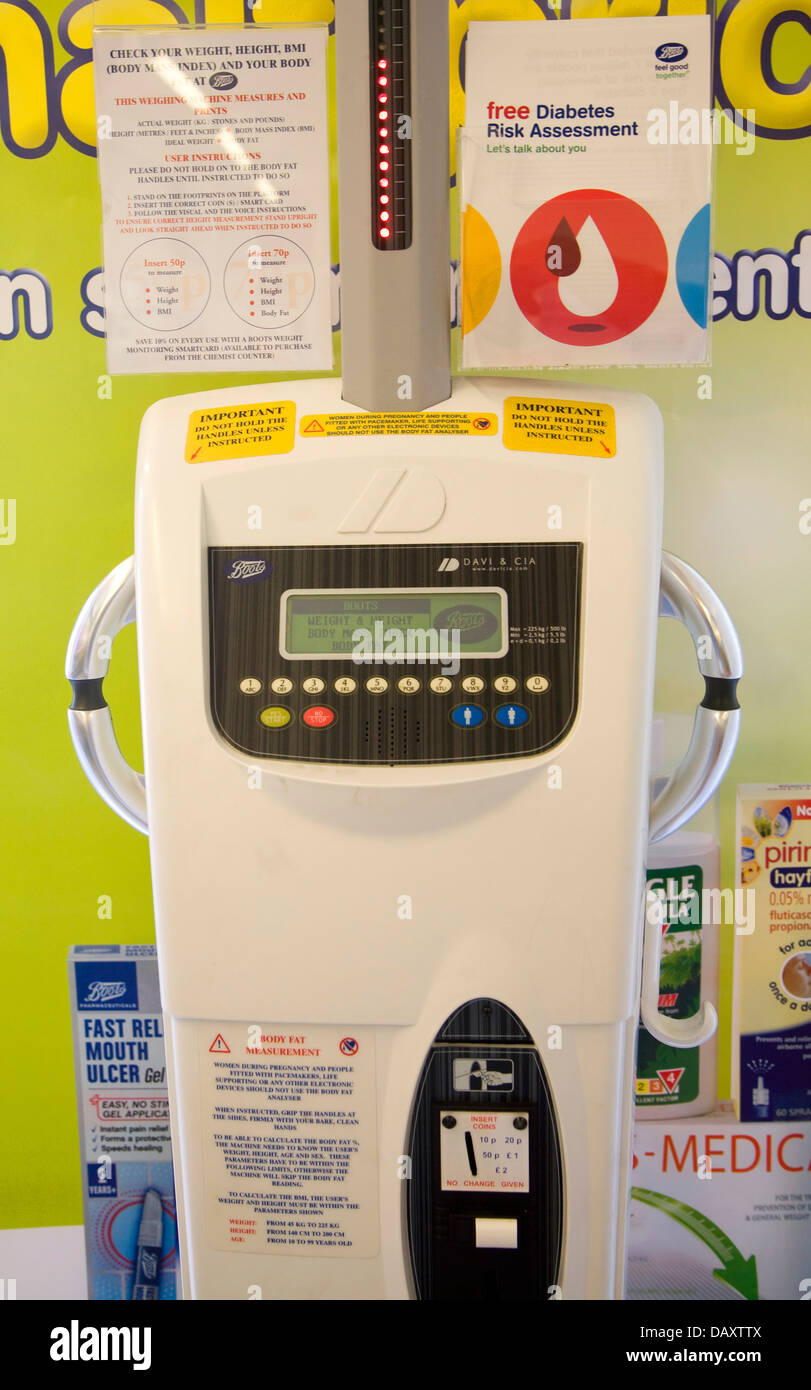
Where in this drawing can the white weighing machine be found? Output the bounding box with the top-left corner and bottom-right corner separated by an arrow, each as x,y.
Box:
67,2 -> 742,1300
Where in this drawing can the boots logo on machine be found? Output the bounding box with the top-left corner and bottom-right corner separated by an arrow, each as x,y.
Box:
434,604 -> 499,642
225,558 -> 271,582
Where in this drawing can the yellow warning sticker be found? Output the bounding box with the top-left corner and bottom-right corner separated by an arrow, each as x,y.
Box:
503,396 -> 616,458
185,401 -> 295,462
299,411 -> 497,438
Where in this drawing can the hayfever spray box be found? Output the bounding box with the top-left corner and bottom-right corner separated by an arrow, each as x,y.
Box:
68,946 -> 177,1299
734,787 -> 811,1123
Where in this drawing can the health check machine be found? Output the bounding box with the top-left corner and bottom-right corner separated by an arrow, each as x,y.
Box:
67,1 -> 742,1300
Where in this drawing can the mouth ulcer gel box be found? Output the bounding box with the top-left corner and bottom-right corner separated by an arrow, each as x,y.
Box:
734,786 -> 811,1122
68,946 -> 178,1298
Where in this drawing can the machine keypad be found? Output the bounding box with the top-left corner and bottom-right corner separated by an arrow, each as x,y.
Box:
211,543 -> 580,765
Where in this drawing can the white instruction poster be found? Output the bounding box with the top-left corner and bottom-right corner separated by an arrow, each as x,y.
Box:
461,17 -> 716,369
200,1023 -> 379,1258
94,27 -> 333,374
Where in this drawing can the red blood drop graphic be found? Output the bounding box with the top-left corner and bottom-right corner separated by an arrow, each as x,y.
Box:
547,218 -> 581,277
511,189 -> 668,347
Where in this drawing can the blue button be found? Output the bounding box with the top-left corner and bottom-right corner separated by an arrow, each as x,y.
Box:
450,704 -> 486,729
494,703 -> 529,729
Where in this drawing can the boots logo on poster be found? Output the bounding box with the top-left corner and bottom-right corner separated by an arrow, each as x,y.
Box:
655,43 -> 689,65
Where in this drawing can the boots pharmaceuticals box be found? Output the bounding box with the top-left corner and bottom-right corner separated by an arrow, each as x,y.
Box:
68,946 -> 178,1299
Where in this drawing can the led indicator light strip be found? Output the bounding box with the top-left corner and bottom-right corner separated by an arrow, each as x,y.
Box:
370,0 -> 412,250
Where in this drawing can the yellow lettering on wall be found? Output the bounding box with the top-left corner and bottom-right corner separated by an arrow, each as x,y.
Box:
570,1 -> 660,16
0,1 -> 51,151
61,1 -> 182,150
719,0 -> 811,134
204,0 -> 333,19
665,0 -> 710,13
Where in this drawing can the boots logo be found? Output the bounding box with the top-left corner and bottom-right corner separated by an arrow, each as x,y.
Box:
434,604 -> 498,640
75,962 -> 138,1011
655,43 -> 688,63
225,558 -> 270,582
83,981 -> 125,1004
338,467 -> 446,533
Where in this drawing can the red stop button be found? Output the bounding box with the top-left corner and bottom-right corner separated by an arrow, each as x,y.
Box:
302,705 -> 336,729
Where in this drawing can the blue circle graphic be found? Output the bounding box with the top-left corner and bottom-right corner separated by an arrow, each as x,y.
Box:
676,204 -> 711,328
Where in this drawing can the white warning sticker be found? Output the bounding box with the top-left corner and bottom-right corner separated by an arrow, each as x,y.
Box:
200,1023 -> 379,1258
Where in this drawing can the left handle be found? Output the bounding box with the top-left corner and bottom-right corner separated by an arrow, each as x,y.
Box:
66,556 -> 148,836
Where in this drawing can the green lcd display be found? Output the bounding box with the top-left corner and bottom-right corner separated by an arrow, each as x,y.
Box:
282,590 -> 507,657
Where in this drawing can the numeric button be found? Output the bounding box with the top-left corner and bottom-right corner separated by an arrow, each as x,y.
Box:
270,677 -> 294,695
397,676 -> 421,695
461,676 -> 485,694
302,677 -> 325,695
493,676 -> 517,693
333,676 -> 357,695
525,675 -> 550,693
365,676 -> 388,694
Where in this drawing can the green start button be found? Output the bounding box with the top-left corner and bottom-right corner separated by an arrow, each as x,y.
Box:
259,706 -> 292,729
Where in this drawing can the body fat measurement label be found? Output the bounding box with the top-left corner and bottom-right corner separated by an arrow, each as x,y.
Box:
199,1023 -> 379,1257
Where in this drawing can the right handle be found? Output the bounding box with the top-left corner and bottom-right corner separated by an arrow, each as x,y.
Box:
649,552 -> 743,845
640,552 -> 742,1048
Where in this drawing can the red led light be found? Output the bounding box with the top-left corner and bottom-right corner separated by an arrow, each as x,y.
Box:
377,59 -> 387,69
378,110 -> 386,120
378,161 -> 389,171
379,178 -> 389,187
378,76 -> 388,86
379,144 -> 389,154
379,127 -> 388,136
380,227 -> 390,238
379,194 -> 389,204
380,211 -> 389,222
378,93 -> 386,103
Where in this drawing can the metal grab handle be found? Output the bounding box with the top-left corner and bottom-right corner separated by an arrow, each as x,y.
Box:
66,557 -> 148,836
640,551 -> 742,1048
650,552 -> 742,843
